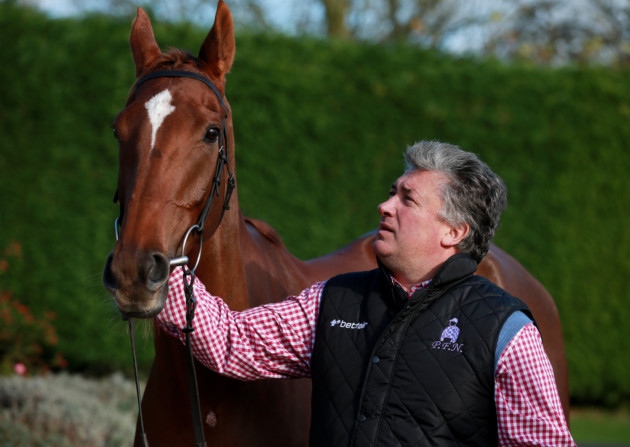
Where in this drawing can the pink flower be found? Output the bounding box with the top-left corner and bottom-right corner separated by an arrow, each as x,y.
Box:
14,363 -> 27,376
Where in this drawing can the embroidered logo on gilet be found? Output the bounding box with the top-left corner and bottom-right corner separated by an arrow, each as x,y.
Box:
431,317 -> 464,353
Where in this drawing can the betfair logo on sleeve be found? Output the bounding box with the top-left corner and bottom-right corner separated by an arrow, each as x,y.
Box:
330,319 -> 368,330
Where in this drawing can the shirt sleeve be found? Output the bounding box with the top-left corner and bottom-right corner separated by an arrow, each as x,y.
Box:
495,323 -> 576,446
156,267 -> 324,381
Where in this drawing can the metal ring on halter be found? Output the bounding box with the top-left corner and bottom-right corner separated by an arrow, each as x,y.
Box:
174,224 -> 203,273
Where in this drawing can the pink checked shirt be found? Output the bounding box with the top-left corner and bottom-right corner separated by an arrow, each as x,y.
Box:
157,267 -> 575,446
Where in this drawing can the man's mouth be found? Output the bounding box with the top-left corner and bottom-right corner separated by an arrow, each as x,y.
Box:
378,222 -> 394,234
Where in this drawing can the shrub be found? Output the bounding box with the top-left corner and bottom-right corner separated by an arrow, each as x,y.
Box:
0,373 -> 138,447
0,292 -> 67,375
0,242 -> 66,375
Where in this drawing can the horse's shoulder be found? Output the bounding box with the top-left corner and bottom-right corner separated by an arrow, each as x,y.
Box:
304,230 -> 377,282
478,244 -> 549,298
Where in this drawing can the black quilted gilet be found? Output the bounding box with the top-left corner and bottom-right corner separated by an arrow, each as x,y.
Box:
309,254 -> 531,447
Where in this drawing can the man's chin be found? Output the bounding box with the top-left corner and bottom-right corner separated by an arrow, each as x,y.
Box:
372,238 -> 390,259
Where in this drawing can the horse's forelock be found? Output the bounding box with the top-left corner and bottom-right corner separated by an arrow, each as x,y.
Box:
127,50 -> 205,101
153,49 -> 198,70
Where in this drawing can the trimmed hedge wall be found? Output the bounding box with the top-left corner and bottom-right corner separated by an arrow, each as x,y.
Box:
1,4 -> 629,406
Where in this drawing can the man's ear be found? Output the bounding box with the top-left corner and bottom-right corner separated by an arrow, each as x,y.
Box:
441,223 -> 470,248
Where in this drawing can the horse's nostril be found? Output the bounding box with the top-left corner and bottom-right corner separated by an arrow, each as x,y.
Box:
102,253 -> 117,292
147,252 -> 169,291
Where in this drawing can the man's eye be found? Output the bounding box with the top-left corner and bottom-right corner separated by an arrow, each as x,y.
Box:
404,195 -> 416,204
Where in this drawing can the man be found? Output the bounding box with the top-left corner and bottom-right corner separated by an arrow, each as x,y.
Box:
158,141 -> 575,446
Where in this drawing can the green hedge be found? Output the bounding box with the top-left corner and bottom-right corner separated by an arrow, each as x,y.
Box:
1,3 -> 629,406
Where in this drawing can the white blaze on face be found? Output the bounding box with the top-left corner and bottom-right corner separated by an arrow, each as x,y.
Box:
145,89 -> 176,150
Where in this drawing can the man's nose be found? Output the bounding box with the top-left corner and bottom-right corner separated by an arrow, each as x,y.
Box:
378,197 -> 394,216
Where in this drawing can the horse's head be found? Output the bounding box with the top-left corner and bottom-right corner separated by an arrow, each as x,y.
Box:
103,1 -> 236,318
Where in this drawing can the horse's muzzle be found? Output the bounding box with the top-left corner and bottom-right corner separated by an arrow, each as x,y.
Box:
103,250 -> 170,318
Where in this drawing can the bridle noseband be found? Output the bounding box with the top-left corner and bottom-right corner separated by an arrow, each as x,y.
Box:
116,69 -> 237,447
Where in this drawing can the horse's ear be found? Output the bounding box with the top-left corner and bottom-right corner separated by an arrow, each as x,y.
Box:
130,7 -> 162,77
198,0 -> 235,81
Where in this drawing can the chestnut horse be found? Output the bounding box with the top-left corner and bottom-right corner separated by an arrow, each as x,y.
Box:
102,2 -> 568,445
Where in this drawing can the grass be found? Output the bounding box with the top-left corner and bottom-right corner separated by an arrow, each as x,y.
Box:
571,407 -> 630,445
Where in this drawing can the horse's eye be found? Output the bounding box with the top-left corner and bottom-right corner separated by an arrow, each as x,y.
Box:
204,127 -> 220,143
113,128 -> 119,140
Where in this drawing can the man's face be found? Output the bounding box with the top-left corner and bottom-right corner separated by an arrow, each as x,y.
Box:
373,169 -> 455,283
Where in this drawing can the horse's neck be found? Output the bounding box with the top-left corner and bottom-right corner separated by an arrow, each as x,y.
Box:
195,208 -> 250,310
198,207 -> 319,310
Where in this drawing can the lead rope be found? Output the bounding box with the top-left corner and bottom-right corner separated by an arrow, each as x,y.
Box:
122,231 -> 206,447
119,215 -> 149,447
182,266 -> 207,447
126,317 -> 150,447
124,279 -> 206,447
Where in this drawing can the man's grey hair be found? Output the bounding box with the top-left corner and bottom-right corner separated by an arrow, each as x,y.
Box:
404,140 -> 507,262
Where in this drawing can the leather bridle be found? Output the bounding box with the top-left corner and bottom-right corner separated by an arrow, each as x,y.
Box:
114,69 -> 236,447
115,69 -> 236,238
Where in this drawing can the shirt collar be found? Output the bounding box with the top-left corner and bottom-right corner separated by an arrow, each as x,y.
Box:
391,276 -> 432,298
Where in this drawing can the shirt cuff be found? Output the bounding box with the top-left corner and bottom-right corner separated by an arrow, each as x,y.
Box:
156,266 -> 189,336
